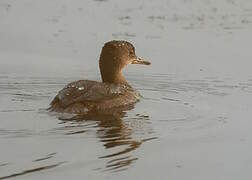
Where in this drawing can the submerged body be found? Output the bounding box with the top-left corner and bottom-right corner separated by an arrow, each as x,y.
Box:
50,40 -> 150,115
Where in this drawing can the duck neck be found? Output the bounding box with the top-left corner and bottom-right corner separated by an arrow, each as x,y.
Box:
100,69 -> 129,86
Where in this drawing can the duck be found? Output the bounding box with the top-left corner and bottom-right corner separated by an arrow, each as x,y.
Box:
49,40 -> 151,115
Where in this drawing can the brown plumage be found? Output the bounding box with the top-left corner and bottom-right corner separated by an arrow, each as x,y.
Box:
49,40 -> 150,115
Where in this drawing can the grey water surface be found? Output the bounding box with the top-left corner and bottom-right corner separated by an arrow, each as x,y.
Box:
1,0 -> 252,179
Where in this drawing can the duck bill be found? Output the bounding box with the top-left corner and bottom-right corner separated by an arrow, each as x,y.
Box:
131,57 -> 151,65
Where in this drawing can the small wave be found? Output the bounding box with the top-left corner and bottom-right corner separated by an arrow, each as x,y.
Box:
0,162 -> 64,180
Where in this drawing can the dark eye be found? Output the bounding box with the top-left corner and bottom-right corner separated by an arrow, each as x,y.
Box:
129,50 -> 135,57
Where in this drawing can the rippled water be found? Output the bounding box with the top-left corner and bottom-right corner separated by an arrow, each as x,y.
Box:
1,72 -> 252,179
1,0 -> 252,179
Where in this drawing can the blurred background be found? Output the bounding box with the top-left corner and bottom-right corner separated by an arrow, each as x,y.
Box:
1,0 -> 252,78
0,0 -> 252,180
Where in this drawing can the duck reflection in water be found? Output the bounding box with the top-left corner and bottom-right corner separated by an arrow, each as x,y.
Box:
59,106 -> 155,172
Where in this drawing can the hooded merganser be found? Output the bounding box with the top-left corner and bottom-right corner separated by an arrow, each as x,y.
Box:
49,40 -> 151,114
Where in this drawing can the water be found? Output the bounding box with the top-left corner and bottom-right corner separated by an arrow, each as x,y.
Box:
1,0 -> 252,179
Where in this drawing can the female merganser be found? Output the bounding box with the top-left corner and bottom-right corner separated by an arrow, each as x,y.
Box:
49,40 -> 150,114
